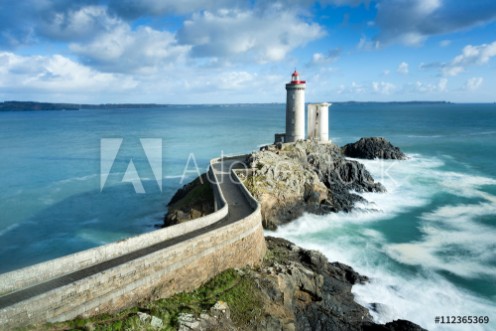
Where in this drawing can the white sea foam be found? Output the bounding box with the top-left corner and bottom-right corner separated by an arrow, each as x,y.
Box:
57,173 -> 98,184
273,153 -> 496,330
0,223 -> 20,237
386,201 -> 496,278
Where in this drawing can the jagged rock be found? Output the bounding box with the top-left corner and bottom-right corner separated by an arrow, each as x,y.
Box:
342,137 -> 407,160
243,140 -> 385,229
251,237 -> 426,331
362,319 -> 427,331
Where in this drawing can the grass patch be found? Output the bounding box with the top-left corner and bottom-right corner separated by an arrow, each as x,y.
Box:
169,179 -> 213,211
20,269 -> 263,331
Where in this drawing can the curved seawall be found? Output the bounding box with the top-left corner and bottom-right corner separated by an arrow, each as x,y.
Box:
0,156 -> 266,329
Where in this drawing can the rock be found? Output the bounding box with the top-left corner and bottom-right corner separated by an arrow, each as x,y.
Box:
244,140 -> 385,229
177,301 -> 235,331
137,312 -> 164,330
163,173 -> 215,227
362,319 -> 427,331
150,316 -> 163,329
253,237 -> 426,331
178,313 -> 201,330
137,311 -> 151,322
342,137 -> 406,160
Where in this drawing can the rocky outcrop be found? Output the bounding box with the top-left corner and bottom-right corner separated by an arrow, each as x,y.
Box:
163,173 -> 215,226
342,137 -> 406,160
171,237 -> 426,331
239,140 -> 385,229
253,237 -> 426,331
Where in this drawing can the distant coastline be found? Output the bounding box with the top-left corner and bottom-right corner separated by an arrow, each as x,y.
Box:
0,100 -> 460,112
0,101 -> 169,111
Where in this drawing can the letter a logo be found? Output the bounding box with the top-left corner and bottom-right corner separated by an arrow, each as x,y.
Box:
100,138 -> 163,193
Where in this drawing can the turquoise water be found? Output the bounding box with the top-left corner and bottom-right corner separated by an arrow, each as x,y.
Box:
0,103 -> 495,330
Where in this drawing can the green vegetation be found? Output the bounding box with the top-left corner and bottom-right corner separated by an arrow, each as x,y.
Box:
19,269 -> 264,331
168,179 -> 213,211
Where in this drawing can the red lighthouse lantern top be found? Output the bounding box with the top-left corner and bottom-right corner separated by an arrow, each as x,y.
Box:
290,70 -> 305,84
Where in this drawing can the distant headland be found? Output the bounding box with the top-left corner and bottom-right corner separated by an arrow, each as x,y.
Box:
0,100 -> 455,111
0,101 -> 169,111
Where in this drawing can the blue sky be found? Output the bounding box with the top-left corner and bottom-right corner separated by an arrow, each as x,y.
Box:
1,0 -> 495,103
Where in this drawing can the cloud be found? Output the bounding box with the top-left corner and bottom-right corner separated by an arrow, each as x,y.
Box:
39,5 -> 122,42
438,78 -> 448,92
357,36 -> 380,50
310,49 -> 341,65
376,0 -> 496,45
0,1 -> 109,47
442,41 -> 496,76
442,66 -> 464,77
372,81 -> 395,94
177,7 -> 324,62
397,62 -> 409,74
410,78 -> 448,93
465,77 -> 483,91
452,41 -> 496,66
0,52 -> 136,99
337,81 -> 366,95
70,24 -> 189,74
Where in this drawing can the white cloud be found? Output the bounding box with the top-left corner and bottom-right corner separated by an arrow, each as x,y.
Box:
70,25 -> 190,74
442,66 -> 463,77
397,62 -> 409,74
218,71 -> 255,90
465,77 -> 483,91
372,81 -> 396,94
438,78 -> 448,92
40,6 -> 121,42
177,8 -> 324,62
412,78 -> 448,93
337,81 -> 367,95
357,36 -> 380,50
453,41 -> 496,66
0,52 -> 136,97
442,41 -> 496,77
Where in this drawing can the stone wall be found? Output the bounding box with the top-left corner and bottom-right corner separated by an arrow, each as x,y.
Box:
0,159 -> 266,329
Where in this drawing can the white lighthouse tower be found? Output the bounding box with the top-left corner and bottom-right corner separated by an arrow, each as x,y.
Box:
285,70 -> 306,142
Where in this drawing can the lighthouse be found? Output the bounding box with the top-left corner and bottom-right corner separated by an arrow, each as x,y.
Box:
285,70 -> 306,142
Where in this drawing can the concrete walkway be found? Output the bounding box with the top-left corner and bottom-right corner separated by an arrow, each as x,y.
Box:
0,156 -> 253,310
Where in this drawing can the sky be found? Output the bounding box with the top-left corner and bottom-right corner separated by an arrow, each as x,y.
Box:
0,0 -> 495,104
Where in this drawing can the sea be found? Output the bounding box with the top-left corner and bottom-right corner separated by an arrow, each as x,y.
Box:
0,103 -> 495,330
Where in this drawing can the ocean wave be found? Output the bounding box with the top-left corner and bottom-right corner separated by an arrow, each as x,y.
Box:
0,223 -> 20,237
57,173 -> 99,184
272,153 -> 496,330
386,201 -> 496,279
